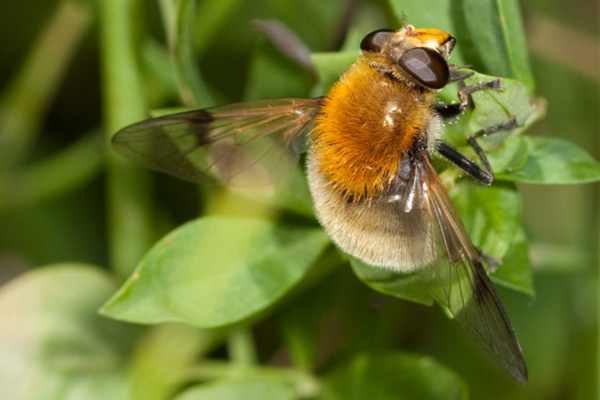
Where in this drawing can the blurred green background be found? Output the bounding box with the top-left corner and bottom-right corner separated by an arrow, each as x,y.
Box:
0,0 -> 597,399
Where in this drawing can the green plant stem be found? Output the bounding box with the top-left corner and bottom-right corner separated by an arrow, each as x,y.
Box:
228,327 -> 257,366
158,0 -> 220,211
597,149 -> 600,400
0,0 -> 92,168
0,133 -> 104,210
495,0 -> 535,90
194,0 -> 242,54
100,0 -> 156,278
141,40 -> 180,106
158,0 -> 177,48
130,325 -> 227,400
184,361 -> 321,398
162,0 -> 217,106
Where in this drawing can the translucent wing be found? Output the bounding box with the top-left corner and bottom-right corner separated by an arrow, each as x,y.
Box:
399,154 -> 528,382
112,98 -> 323,187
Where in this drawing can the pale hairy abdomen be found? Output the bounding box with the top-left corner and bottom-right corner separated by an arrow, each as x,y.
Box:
307,151 -> 440,271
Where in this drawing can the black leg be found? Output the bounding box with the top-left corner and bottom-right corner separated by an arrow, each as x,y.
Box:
434,72 -> 520,185
436,141 -> 494,185
467,117 -> 519,180
435,79 -> 502,120
436,117 -> 519,186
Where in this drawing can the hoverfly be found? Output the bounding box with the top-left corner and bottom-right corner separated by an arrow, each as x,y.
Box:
113,24 -> 527,382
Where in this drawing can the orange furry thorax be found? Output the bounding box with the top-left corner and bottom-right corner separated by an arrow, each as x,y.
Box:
312,57 -> 436,201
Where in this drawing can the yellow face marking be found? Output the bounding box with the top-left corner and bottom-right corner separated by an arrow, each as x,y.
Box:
399,26 -> 452,52
413,28 -> 451,46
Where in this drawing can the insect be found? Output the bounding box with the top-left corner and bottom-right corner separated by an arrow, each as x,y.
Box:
112,24 -> 527,382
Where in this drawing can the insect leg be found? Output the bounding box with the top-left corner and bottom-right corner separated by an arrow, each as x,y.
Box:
436,141 -> 494,185
436,117 -> 519,185
435,79 -> 501,119
466,116 -> 519,179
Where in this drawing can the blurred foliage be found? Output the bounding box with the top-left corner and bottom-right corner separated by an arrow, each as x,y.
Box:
101,217 -> 330,327
0,265 -> 137,400
0,0 -> 598,399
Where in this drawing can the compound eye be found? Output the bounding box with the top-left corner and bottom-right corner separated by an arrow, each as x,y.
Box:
360,29 -> 395,53
398,47 -> 449,89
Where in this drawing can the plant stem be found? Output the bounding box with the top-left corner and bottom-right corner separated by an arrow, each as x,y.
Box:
100,0 -> 156,278
0,132 -> 104,210
0,0 -> 92,168
184,360 -> 321,398
158,0 -> 177,49
129,324 -> 227,400
194,0 -> 242,54
228,327 -> 257,366
163,0 -> 217,107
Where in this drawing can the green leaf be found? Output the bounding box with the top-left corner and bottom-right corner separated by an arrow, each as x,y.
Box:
451,182 -> 534,294
450,183 -> 520,261
321,352 -> 468,400
460,0 -> 511,78
350,259 -> 436,306
441,72 -> 544,178
175,378 -> 296,400
461,0 -> 534,88
486,134 -> 529,175
495,0 -> 535,88
0,264 -> 137,400
101,216 -> 330,328
498,137 -> 600,184
469,76 -> 541,132
442,72 -> 543,142
492,228 -> 534,296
